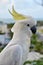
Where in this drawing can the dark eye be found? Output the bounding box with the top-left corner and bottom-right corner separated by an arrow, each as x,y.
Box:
27,24 -> 29,26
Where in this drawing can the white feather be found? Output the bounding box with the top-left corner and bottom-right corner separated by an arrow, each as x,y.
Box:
0,17 -> 37,65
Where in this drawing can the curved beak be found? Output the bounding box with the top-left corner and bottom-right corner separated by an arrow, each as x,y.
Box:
30,26 -> 37,34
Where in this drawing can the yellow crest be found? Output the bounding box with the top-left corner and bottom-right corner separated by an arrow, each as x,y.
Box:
9,6 -> 28,20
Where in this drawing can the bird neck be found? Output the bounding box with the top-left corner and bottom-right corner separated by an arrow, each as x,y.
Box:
12,31 -> 31,48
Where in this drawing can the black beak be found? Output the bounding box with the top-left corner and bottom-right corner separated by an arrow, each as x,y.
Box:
30,26 -> 37,34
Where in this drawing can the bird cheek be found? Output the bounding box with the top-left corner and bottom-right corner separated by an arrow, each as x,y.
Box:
28,29 -> 32,37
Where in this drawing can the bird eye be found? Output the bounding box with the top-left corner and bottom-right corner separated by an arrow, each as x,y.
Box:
27,24 -> 29,26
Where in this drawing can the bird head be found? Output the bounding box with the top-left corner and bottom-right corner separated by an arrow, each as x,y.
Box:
9,6 -> 37,37
11,18 -> 37,37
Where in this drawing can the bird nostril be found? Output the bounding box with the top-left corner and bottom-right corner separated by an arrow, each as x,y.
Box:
30,26 -> 37,34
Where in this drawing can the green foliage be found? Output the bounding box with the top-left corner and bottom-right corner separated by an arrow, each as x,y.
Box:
0,47 -> 4,52
9,30 -> 13,39
23,61 -> 32,65
0,33 -> 5,35
31,34 -> 43,54
7,23 -> 14,28
23,58 -> 43,65
7,23 -> 14,39
0,31 -> 5,34
37,21 -> 43,26
31,34 -> 37,44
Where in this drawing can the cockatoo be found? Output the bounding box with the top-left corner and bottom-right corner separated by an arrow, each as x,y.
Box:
0,6 -> 37,65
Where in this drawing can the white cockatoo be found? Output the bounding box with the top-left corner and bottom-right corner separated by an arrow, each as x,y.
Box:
0,6 -> 37,65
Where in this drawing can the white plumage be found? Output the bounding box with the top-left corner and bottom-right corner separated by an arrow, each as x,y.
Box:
0,17 -> 37,65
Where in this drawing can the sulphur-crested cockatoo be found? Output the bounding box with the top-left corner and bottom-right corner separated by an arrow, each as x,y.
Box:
0,6 -> 37,65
